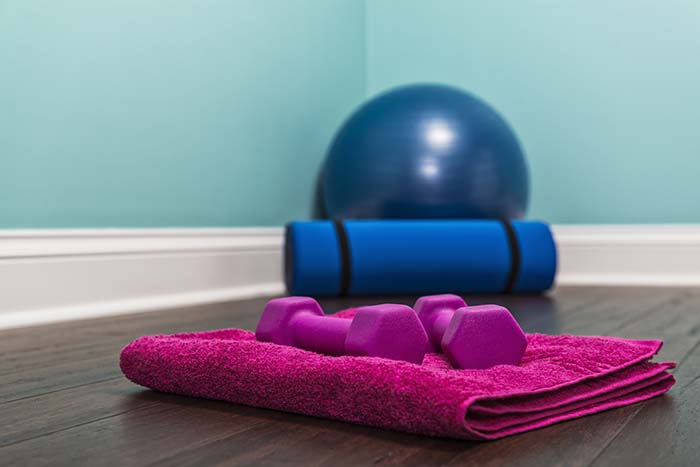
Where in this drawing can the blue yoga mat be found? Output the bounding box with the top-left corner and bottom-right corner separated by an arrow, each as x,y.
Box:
285,220 -> 557,296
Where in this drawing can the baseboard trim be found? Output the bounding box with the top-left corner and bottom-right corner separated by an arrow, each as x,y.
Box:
0,228 -> 283,258
0,283 -> 285,330
0,228 -> 286,329
552,224 -> 700,287
1,224 -> 699,329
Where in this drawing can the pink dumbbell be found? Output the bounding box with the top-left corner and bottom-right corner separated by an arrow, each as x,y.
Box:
415,294 -> 527,369
256,296 -> 428,364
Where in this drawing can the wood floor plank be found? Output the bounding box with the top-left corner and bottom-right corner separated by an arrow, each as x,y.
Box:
0,378 -> 148,446
586,291 -> 700,467
1,388 -> 471,467
0,392 -> 280,466
539,288 -> 681,336
0,298 -> 269,401
0,298 -> 266,356
0,355 -> 118,404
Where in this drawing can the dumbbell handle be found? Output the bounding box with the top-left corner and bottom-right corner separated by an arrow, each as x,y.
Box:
290,312 -> 351,356
428,309 -> 454,348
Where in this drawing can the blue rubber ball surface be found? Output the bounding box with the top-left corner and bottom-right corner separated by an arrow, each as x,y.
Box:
322,84 -> 529,219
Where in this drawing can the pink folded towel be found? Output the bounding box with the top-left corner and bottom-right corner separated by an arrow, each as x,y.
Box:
120,308 -> 675,440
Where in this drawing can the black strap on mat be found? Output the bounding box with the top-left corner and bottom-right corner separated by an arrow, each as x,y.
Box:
332,219 -> 352,296
500,220 -> 521,294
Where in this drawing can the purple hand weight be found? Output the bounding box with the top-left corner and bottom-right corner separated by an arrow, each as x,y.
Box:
415,294 -> 528,369
256,297 -> 428,364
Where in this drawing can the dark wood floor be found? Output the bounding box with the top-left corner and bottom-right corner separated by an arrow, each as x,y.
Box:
1,286 -> 699,466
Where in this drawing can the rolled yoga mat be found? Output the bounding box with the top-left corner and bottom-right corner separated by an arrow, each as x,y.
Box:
285,220 -> 557,296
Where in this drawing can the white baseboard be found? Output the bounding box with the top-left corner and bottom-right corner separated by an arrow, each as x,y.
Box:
553,224 -> 700,287
0,228 -> 286,330
0,284 -> 284,330
1,224 -> 699,329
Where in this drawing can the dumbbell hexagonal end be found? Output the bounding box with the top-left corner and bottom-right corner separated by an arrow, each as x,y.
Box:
414,294 -> 467,352
442,305 -> 527,370
255,296 -> 323,345
345,304 -> 428,364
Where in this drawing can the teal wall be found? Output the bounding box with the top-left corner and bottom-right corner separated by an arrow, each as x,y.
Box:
366,1 -> 700,223
3,1 -> 699,227
0,0 -> 365,227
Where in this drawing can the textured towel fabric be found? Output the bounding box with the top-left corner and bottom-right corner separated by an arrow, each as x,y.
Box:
120,309 -> 675,440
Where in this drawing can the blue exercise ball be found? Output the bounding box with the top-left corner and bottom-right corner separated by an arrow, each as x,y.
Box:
322,84 -> 529,219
